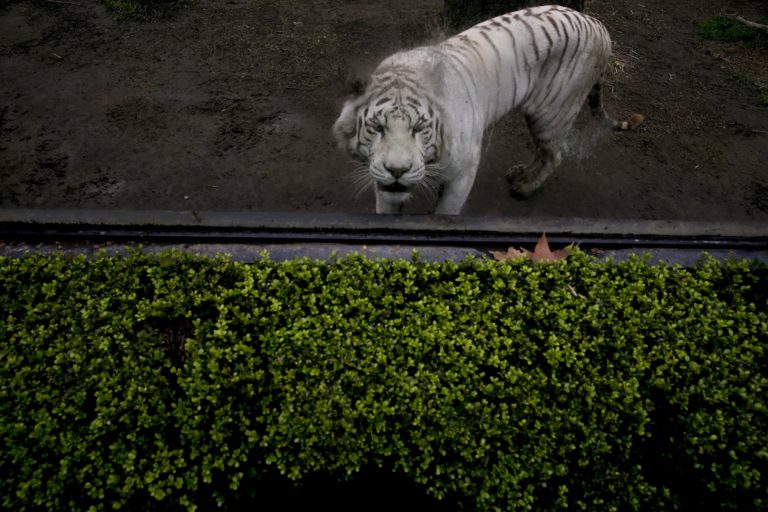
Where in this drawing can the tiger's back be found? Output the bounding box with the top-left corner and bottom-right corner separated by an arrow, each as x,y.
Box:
476,8 -> 604,113
436,6 -> 615,136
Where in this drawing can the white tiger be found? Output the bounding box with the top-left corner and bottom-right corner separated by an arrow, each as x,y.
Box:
333,5 -> 643,215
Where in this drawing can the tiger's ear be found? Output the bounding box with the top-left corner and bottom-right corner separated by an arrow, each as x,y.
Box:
347,77 -> 368,97
333,98 -> 360,150
333,67 -> 370,149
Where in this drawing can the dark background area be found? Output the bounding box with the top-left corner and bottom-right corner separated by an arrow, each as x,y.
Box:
1,0 -> 767,222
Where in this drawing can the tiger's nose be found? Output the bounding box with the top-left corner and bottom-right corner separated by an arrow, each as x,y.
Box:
384,164 -> 411,179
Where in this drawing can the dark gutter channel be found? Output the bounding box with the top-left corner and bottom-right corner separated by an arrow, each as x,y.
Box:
1,209 -> 767,263
2,225 -> 767,249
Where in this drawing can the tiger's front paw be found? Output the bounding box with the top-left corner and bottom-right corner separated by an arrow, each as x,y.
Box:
506,165 -> 536,198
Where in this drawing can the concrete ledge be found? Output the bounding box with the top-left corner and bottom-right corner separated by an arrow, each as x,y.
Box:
2,208 -> 767,238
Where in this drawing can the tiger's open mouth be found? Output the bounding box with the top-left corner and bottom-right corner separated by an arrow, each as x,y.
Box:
380,182 -> 409,193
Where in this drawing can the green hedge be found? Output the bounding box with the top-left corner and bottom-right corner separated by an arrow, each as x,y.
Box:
1,250 -> 766,511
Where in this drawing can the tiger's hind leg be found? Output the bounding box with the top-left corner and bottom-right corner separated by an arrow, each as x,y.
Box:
589,80 -> 645,131
506,110 -> 574,198
507,80 -> 644,198
505,144 -> 562,198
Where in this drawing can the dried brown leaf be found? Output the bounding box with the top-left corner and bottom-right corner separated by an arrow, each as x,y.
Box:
490,246 -> 528,262
529,233 -> 571,261
492,233 -> 573,263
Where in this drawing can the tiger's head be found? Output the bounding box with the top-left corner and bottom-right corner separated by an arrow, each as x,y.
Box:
333,73 -> 443,206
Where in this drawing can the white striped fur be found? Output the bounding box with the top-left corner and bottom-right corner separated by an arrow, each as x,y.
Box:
334,5 -> 643,214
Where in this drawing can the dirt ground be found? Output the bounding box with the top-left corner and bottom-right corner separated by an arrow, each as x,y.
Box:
1,0 -> 767,222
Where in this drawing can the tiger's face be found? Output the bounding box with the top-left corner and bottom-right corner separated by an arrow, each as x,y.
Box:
334,83 -> 442,205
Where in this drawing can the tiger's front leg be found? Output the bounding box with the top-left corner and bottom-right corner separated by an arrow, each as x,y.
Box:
434,163 -> 479,215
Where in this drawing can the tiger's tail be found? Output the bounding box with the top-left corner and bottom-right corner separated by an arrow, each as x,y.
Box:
588,80 -> 644,131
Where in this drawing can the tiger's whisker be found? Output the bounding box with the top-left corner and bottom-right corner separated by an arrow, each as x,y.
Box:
345,164 -> 375,200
